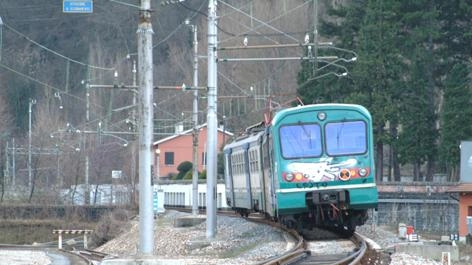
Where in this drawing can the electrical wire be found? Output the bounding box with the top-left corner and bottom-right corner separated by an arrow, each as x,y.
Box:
176,0 -> 236,37
0,62 -> 105,110
218,0 -> 307,44
108,0 -> 142,9
3,22 -> 115,71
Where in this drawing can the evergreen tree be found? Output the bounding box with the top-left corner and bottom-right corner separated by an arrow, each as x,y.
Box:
439,63 -> 472,180
436,0 -> 472,61
395,0 -> 439,181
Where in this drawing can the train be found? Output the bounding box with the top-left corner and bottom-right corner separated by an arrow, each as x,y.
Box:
223,103 -> 378,235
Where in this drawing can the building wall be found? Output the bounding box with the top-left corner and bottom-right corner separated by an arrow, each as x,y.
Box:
458,193 -> 472,236
154,128 -> 230,178
370,184 -> 460,235
375,200 -> 458,235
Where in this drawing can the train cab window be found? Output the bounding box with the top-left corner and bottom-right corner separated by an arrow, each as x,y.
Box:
325,120 -> 367,155
280,124 -> 322,158
164,152 -> 175,165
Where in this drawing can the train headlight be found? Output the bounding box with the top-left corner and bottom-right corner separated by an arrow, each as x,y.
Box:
339,169 -> 351,181
295,173 -> 304,181
317,112 -> 326,121
285,173 -> 294,182
359,168 -> 368,177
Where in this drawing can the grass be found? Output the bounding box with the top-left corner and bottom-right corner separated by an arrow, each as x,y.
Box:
0,219 -> 97,245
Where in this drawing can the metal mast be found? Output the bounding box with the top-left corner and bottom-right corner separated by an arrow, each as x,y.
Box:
137,0 -> 155,255
190,23 -> 200,216
206,0 -> 218,239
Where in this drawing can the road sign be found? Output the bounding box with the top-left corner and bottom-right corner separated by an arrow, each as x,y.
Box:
63,0 -> 93,13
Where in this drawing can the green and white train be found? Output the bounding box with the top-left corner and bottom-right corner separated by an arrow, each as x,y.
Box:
223,104 -> 378,235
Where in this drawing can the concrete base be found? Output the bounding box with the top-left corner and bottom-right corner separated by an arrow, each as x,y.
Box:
173,215 -> 206,227
395,241 -> 459,262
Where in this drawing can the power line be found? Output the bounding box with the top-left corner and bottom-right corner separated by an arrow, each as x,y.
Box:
218,0 -> 308,44
0,62 -> 104,110
108,0 -> 141,9
3,22 -> 115,71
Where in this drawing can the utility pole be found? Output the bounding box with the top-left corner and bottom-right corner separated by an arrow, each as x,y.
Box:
0,16 -> 3,62
186,19 -> 199,216
131,59 -> 138,206
206,0 -> 218,239
28,98 -> 36,189
85,73 -> 90,204
313,0 -> 319,76
137,0 -> 155,255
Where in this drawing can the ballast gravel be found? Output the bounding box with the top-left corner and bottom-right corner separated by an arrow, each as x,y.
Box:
2,210 -> 470,264
96,210 -> 457,265
96,210 -> 290,264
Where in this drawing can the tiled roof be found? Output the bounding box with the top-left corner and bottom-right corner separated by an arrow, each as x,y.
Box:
446,183 -> 472,192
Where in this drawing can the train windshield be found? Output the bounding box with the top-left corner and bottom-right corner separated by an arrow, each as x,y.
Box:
280,124 -> 322,158
325,120 -> 367,155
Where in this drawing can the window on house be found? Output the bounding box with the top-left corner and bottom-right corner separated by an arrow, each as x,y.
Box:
164,152 -> 174,165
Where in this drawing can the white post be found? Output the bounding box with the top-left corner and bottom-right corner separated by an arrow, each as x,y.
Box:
206,0 -> 218,239
190,22 -> 199,216
58,233 -> 63,250
28,99 -> 36,189
83,233 -> 88,249
137,0 -> 155,255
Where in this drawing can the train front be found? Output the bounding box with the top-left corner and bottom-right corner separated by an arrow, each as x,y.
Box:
271,104 -> 378,234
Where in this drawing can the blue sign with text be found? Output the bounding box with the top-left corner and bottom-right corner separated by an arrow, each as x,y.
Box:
63,0 -> 93,13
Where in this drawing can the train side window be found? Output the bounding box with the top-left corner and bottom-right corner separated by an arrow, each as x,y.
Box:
164,152 -> 174,165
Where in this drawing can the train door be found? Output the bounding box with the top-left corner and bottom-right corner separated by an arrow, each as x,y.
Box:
265,130 -> 278,217
243,143 -> 253,210
261,132 -> 270,214
223,149 -> 234,207
249,140 -> 263,212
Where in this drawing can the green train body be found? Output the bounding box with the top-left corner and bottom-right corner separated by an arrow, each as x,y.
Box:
224,104 -> 378,234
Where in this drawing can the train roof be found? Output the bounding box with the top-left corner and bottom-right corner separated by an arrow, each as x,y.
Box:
271,103 -> 371,125
223,130 -> 265,151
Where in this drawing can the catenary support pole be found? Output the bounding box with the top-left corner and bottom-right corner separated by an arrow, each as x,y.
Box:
206,0 -> 218,239
191,23 -> 199,216
137,0 -> 155,255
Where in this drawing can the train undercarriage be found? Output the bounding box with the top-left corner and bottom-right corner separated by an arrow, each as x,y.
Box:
232,189 -> 370,239
279,190 -> 369,238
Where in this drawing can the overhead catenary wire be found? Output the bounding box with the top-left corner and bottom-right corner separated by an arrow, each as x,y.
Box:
0,62 -> 104,109
2,22 -> 115,71
218,0 -> 310,44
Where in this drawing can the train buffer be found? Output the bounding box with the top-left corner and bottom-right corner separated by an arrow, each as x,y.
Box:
52,229 -> 93,249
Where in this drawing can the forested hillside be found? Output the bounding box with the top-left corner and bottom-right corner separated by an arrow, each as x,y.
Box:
296,0 -> 471,181
0,0 -> 315,201
0,0 -> 470,203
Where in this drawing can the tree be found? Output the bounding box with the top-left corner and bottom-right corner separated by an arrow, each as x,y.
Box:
176,161 -> 193,180
395,0 -> 440,181
439,63 -> 472,181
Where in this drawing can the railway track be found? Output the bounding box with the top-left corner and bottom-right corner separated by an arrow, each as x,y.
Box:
219,209 -> 369,265
257,230 -> 367,265
69,248 -> 113,264
169,206 -> 371,265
